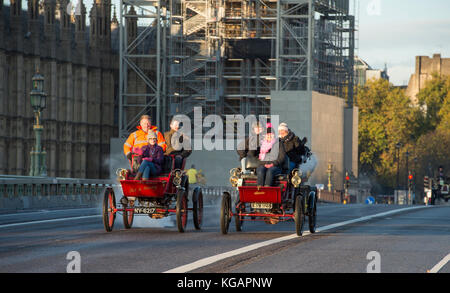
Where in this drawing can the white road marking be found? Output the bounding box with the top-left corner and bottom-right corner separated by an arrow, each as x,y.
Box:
0,215 -> 100,229
0,208 -> 100,218
428,253 -> 450,273
164,206 -> 428,273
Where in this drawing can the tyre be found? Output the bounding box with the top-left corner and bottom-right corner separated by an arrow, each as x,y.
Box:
235,203 -> 244,232
220,192 -> 232,234
123,203 -> 134,229
192,187 -> 203,230
308,191 -> 317,234
102,187 -> 116,232
294,195 -> 304,236
176,189 -> 188,233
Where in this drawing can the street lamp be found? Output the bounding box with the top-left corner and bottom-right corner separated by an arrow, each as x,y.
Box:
405,150 -> 410,204
327,160 -> 333,192
29,69 -> 47,177
395,142 -> 402,190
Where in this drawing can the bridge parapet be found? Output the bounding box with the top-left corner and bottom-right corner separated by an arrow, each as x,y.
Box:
0,175 -> 237,211
0,176 -> 114,211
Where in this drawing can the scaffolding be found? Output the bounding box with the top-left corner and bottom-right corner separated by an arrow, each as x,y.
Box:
118,0 -> 168,138
118,0 -> 355,136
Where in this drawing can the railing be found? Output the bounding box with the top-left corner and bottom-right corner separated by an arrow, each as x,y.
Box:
0,175 -> 236,211
0,176 -> 114,211
317,189 -> 343,203
0,176 -> 113,197
183,57 -> 207,76
184,14 -> 206,35
191,185 -> 238,205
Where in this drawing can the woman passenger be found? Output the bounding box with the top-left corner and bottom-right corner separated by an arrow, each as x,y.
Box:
257,127 -> 286,187
134,131 -> 164,180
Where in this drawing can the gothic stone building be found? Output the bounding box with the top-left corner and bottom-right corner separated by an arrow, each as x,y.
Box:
406,53 -> 450,106
0,0 -> 120,178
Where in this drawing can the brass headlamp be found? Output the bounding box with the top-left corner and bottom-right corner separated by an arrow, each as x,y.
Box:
291,169 -> 302,188
229,168 -> 242,187
116,168 -> 128,181
172,169 -> 183,187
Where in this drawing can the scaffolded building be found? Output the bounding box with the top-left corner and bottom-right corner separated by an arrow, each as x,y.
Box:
118,0 -> 355,137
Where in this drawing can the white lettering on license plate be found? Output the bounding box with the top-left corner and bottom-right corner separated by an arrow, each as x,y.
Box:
251,203 -> 272,209
134,207 -> 156,214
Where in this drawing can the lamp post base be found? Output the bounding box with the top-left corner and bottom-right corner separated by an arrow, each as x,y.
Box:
29,125 -> 47,177
29,150 -> 47,177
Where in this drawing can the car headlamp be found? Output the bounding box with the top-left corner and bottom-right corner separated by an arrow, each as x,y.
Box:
230,176 -> 239,187
173,170 -> 183,186
229,168 -> 242,177
116,168 -> 128,181
291,169 -> 302,188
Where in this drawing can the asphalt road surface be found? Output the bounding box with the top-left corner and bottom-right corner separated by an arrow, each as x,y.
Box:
0,202 -> 449,273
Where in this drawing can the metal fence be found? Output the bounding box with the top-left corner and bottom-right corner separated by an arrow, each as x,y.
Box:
0,175 -> 236,211
317,189 -> 344,203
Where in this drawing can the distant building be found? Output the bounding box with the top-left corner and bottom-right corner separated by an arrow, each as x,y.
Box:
0,0 -> 119,178
406,54 -> 450,105
354,56 -> 389,86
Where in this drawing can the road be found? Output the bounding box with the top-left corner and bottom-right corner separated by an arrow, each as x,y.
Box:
0,203 -> 449,273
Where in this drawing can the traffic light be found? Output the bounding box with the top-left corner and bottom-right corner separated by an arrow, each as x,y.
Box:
345,173 -> 350,190
408,173 -> 413,189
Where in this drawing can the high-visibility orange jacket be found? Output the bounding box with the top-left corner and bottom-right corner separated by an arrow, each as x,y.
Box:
123,125 -> 167,157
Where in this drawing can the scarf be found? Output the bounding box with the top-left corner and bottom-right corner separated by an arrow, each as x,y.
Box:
259,138 -> 276,161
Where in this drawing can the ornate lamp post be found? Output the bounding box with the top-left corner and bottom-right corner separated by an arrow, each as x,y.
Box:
29,69 -> 47,176
327,160 -> 333,192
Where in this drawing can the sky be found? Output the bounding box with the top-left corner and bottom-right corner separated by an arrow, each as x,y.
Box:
6,0 -> 450,86
358,0 -> 450,85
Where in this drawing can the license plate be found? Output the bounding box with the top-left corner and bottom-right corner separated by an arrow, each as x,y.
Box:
251,202 -> 272,209
134,207 -> 156,214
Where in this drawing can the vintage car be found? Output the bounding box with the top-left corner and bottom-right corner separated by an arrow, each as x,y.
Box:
220,156 -> 317,236
102,155 -> 203,233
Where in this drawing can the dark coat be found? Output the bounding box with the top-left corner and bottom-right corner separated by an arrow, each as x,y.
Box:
164,129 -> 192,158
280,131 -> 305,164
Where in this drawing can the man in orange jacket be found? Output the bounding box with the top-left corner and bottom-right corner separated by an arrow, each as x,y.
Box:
123,115 -> 167,166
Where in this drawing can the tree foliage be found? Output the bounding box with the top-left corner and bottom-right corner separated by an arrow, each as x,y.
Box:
357,75 -> 450,194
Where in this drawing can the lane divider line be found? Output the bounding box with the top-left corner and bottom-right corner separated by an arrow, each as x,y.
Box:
428,253 -> 450,273
164,206 -> 429,273
0,215 -> 100,229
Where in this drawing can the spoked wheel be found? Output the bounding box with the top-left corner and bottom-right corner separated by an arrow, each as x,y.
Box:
102,187 -> 116,232
308,191 -> 317,233
294,195 -> 305,236
123,202 -> 134,229
192,187 -> 203,230
220,192 -> 232,234
235,202 -> 244,232
176,189 -> 188,233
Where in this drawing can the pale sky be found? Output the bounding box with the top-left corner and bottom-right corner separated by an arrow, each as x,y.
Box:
358,0 -> 450,85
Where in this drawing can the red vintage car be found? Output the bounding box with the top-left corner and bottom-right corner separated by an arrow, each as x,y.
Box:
102,155 -> 203,233
220,158 -> 317,236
